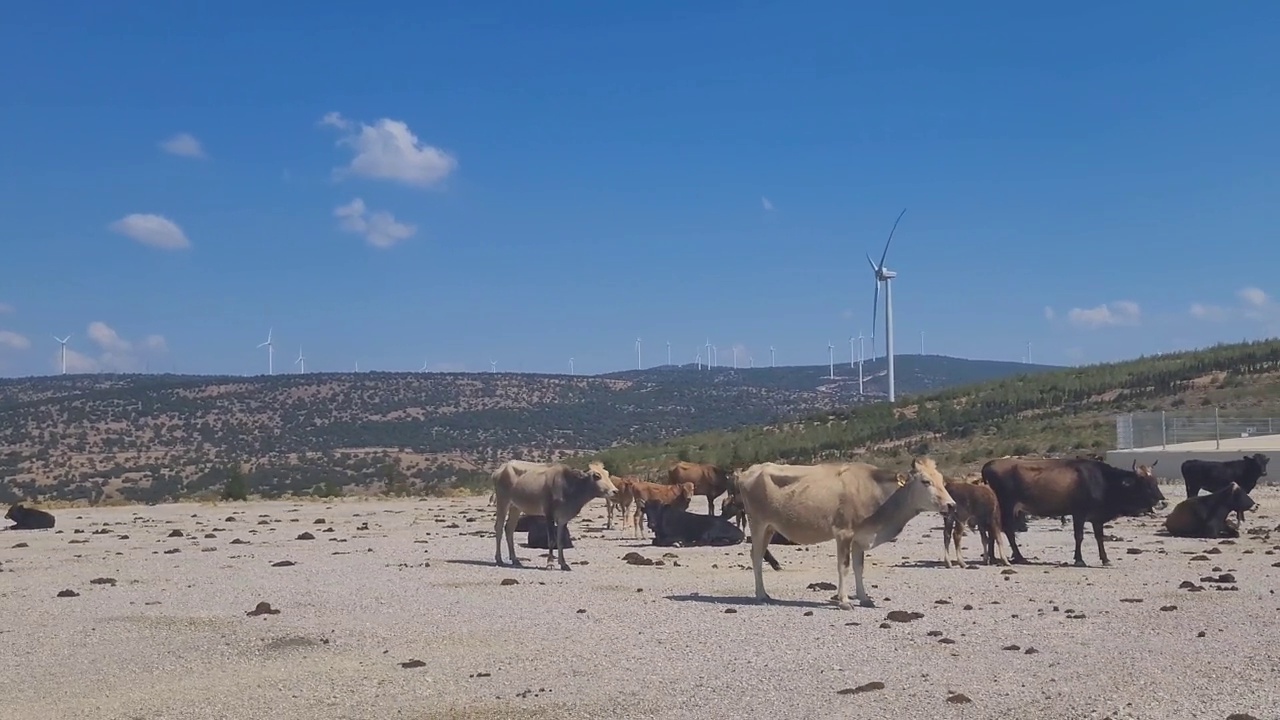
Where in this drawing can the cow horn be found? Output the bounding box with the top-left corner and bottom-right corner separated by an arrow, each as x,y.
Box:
1131,460 -> 1137,471
896,473 -> 907,488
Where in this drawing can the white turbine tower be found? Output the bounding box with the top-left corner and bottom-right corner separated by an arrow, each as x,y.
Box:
770,345 -> 776,368
420,359 -> 429,372
295,346 -> 306,374
920,330 -> 925,355
857,331 -> 866,396
635,337 -> 642,370
732,345 -> 738,369
711,344 -> 718,367
489,358 -> 497,373
696,350 -> 702,370
569,357 -> 575,375
666,340 -> 671,367
868,208 -> 907,403
704,339 -> 712,369
849,336 -> 856,369
827,340 -> 835,379
53,334 -> 71,375
257,328 -> 274,375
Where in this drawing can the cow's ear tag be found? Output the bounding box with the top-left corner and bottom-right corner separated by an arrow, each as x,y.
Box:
896,474 -> 907,488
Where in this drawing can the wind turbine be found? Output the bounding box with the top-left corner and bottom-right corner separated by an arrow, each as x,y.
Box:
696,350 -> 702,370
420,359 -> 429,372
53,334 -> 71,375
920,330 -> 925,355
856,332 -> 865,395
711,344 -> 718,367
704,339 -> 712,369
849,336 -> 856,369
868,208 -> 907,403
770,345 -> 776,368
827,340 -> 835,379
666,340 -> 671,367
1026,341 -> 1032,364
489,358 -> 497,373
257,328 -> 274,375
295,346 -> 306,374
569,357 -> 575,375
732,345 -> 738,369
635,337 -> 642,370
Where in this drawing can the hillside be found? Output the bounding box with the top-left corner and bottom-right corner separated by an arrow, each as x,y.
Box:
0,355 -> 1054,504
591,339 -> 1280,477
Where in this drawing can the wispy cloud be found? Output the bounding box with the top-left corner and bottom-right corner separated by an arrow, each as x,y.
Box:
0,302 -> 13,315
108,213 -> 191,250
320,111 -> 457,188
0,330 -> 30,350
1188,286 -> 1278,326
1043,306 -> 1056,321
1066,300 -> 1141,329
334,198 -> 417,249
761,196 -> 774,211
159,132 -> 206,159
54,322 -> 168,373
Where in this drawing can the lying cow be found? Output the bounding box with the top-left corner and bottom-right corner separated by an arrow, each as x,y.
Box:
941,480 -> 1010,568
1163,482 -> 1258,539
516,514 -> 573,549
735,456 -> 956,610
5,503 -> 55,530
982,457 -> 1166,567
1181,454 -> 1268,524
491,460 -> 617,570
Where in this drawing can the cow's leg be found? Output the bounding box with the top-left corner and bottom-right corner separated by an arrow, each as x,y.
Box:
851,547 -> 874,607
953,523 -> 969,569
1091,519 -> 1110,566
1069,515 -> 1088,566
750,522 -> 774,602
762,546 -> 782,571
833,535 -> 854,610
504,511 -> 522,567
941,514 -> 954,568
991,524 -> 1011,566
605,500 -> 613,530
554,516 -> 571,571
1184,478 -> 1198,499
1002,511 -> 1028,564
493,499 -> 506,565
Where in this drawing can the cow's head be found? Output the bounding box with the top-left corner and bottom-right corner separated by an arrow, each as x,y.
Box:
675,481 -> 696,508
1116,465 -> 1166,513
4,503 -> 22,521
720,492 -> 745,520
1132,459 -> 1158,479
1227,482 -> 1259,513
583,462 -> 618,500
1248,453 -> 1270,477
905,456 -> 956,514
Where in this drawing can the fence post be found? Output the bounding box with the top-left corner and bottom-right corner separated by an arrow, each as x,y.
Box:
1215,407 -> 1221,450
1161,411 -> 1167,449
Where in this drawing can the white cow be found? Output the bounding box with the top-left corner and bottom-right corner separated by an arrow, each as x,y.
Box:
491,460 -> 617,570
735,456 -> 956,610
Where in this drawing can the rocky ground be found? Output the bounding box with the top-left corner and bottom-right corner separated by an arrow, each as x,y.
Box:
2,489 -> 1278,720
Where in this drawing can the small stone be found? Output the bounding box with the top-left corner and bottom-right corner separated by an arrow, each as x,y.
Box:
724,608 -> 737,614
314,518 -> 326,524
90,577 -> 117,586
400,659 -> 427,669
1002,644 -> 1021,651
56,589 -> 79,598
946,693 -> 972,704
1126,548 -> 1143,554
1196,630 -> 1207,638
1160,605 -> 1177,611
500,578 -> 518,586
807,581 -> 836,591
1120,598 -> 1143,603
803,610 -> 814,616
167,529 -> 184,538
963,604 -> 974,610
886,610 -> 924,623
1024,647 -> 1039,654
271,560 -> 296,567
246,601 -> 280,616
938,637 -> 956,644
296,532 -> 315,541
576,609 -> 586,614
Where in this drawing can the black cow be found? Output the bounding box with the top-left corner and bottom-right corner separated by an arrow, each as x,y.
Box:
515,514 -> 573,549
643,500 -> 783,570
1181,454 -> 1269,524
982,457 -> 1166,567
5,503 -> 56,530
1163,482 -> 1258,538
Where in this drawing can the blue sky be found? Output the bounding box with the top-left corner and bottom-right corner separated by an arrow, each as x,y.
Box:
2,2 -> 1278,377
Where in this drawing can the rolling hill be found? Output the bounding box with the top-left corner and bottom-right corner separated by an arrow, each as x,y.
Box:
590,339 -> 1280,478
0,354 -> 1055,505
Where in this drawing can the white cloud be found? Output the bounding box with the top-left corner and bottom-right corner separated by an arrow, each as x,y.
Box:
762,196 -> 774,211
0,302 -> 13,315
321,112 -> 457,188
52,322 -> 168,373
159,132 -> 206,159
1239,286 -> 1270,310
1066,300 -> 1141,329
334,198 -> 417,249
1189,286 -> 1278,325
1043,306 -> 1056,321
1189,303 -> 1228,322
108,213 -> 191,250
0,331 -> 30,350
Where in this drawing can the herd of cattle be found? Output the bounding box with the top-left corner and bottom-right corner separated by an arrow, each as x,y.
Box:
486,452 -> 1271,610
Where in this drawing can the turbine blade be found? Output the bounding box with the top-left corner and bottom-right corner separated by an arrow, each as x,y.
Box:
878,207 -> 907,268
866,252 -> 879,273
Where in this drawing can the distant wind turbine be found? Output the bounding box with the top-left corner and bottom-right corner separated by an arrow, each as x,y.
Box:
704,339 -> 713,369
257,328 -> 274,375
666,340 -> 671,367
355,360 -> 359,372
696,350 -> 702,370
53,334 -> 71,375
770,345 -> 776,368
920,330 -> 925,355
711,345 -> 718,367
868,208 -> 908,403
295,346 -> 306,374
420,359 -> 429,372
1026,341 -> 1032,364
490,358 -> 497,373
857,332 -> 865,395
635,337 -> 642,370
827,340 -> 835,379
569,357 -> 575,375
732,345 -> 738,370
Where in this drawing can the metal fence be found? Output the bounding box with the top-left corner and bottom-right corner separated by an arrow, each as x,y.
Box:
1115,409 -> 1280,450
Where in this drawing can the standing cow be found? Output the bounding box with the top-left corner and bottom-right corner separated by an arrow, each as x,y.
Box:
666,461 -> 735,518
1181,454 -> 1269,525
491,460 -> 617,570
981,457 -> 1166,567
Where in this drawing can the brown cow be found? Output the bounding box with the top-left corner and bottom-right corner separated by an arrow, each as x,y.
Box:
605,477 -> 638,532
981,457 -> 1166,567
629,480 -> 696,538
1163,482 -> 1258,538
666,461 -> 734,517
941,481 -> 1009,568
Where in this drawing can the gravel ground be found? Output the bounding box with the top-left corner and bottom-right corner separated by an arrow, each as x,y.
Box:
2,487 -> 1279,720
